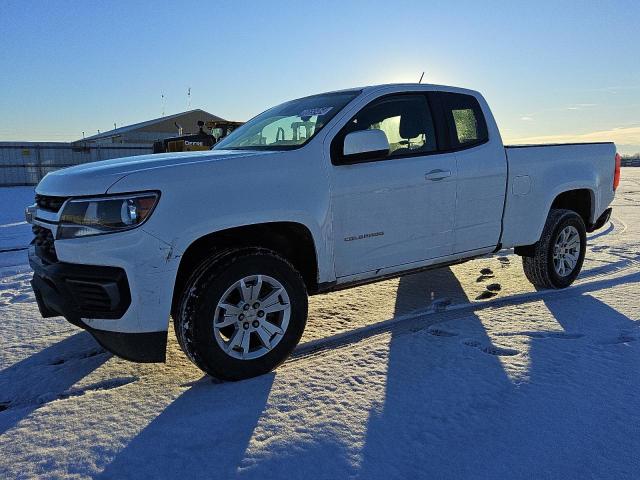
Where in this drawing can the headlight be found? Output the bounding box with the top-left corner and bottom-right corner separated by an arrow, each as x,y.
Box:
57,192 -> 159,239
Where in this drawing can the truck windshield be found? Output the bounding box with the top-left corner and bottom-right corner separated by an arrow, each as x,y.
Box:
214,90 -> 361,151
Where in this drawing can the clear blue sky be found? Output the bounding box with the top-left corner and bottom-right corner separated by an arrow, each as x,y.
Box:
1,0 -> 639,153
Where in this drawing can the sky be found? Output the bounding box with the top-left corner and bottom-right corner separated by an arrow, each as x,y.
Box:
1,0 -> 639,153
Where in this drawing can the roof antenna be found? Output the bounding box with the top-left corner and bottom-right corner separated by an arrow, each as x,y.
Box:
187,87 -> 191,110
161,91 -> 166,117
418,72 -> 425,84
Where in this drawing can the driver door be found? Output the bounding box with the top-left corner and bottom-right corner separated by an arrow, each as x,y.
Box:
330,93 -> 457,278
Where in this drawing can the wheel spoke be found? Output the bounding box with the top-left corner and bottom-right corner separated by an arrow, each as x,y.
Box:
215,316 -> 237,328
251,275 -> 263,302
262,320 -> 284,335
240,330 -> 251,355
256,326 -> 272,349
226,328 -> 244,352
260,287 -> 283,307
219,303 -> 242,315
238,278 -> 252,302
263,301 -> 290,314
566,234 -> 579,248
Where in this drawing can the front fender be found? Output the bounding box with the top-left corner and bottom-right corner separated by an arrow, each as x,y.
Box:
107,151 -> 335,284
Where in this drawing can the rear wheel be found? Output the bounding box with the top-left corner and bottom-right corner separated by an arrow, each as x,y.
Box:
174,248 -> 308,380
522,209 -> 587,289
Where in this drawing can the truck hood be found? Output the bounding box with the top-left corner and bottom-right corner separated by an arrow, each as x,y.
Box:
36,149 -> 274,196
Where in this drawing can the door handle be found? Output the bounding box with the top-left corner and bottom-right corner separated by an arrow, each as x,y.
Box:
425,169 -> 451,181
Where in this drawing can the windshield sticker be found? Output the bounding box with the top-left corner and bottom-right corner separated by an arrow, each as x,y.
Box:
299,107 -> 333,117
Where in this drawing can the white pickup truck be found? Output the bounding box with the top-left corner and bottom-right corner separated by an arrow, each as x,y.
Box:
26,84 -> 620,380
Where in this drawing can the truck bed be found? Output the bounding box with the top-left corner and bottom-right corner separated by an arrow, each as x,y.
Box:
505,141 -> 615,149
500,142 -> 616,249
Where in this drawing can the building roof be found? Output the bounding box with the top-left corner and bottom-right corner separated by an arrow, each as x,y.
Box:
80,109 -> 226,141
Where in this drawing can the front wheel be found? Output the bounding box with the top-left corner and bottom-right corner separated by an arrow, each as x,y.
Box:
522,209 -> 587,289
174,248 -> 308,380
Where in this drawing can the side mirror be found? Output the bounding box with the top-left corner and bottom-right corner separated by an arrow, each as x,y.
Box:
342,129 -> 390,163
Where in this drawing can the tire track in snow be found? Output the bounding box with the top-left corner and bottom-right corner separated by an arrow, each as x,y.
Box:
0,377 -> 138,413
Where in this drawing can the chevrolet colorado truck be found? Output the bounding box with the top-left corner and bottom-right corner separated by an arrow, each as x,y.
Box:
26,84 -> 620,380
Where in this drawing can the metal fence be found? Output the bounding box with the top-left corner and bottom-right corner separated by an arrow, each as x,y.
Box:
0,142 -> 153,186
622,156 -> 640,167
2,141 -> 638,187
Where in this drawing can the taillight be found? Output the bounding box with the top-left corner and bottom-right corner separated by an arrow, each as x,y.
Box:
613,152 -> 621,191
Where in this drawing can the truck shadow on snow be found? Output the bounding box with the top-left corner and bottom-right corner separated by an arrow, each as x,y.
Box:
96,267 -> 640,479
357,271 -> 640,479
97,268 -> 477,479
0,332 -> 110,435
98,373 -> 276,479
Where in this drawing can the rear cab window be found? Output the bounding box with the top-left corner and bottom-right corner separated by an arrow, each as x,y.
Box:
435,92 -> 489,150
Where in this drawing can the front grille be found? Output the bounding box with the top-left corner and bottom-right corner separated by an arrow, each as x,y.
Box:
32,225 -> 58,262
35,194 -> 68,213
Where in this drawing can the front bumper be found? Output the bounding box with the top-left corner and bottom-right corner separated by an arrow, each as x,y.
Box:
29,248 -> 167,362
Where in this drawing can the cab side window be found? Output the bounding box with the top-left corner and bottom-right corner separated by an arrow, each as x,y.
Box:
342,94 -> 437,158
438,92 -> 488,148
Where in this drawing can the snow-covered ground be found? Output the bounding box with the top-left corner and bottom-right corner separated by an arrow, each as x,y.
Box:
1,170 -> 639,479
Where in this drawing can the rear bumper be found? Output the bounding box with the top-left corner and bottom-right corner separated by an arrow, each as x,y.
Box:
29,247 -> 167,362
588,207 -> 612,233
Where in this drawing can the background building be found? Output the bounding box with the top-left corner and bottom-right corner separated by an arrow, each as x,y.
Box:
0,109 -> 229,186
80,109 -> 225,145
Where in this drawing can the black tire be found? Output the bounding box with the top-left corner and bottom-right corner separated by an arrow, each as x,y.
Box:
522,209 -> 587,289
174,248 -> 308,381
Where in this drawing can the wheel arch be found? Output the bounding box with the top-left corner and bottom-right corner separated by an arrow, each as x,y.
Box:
549,188 -> 594,226
515,188 -> 594,257
171,222 -> 320,316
